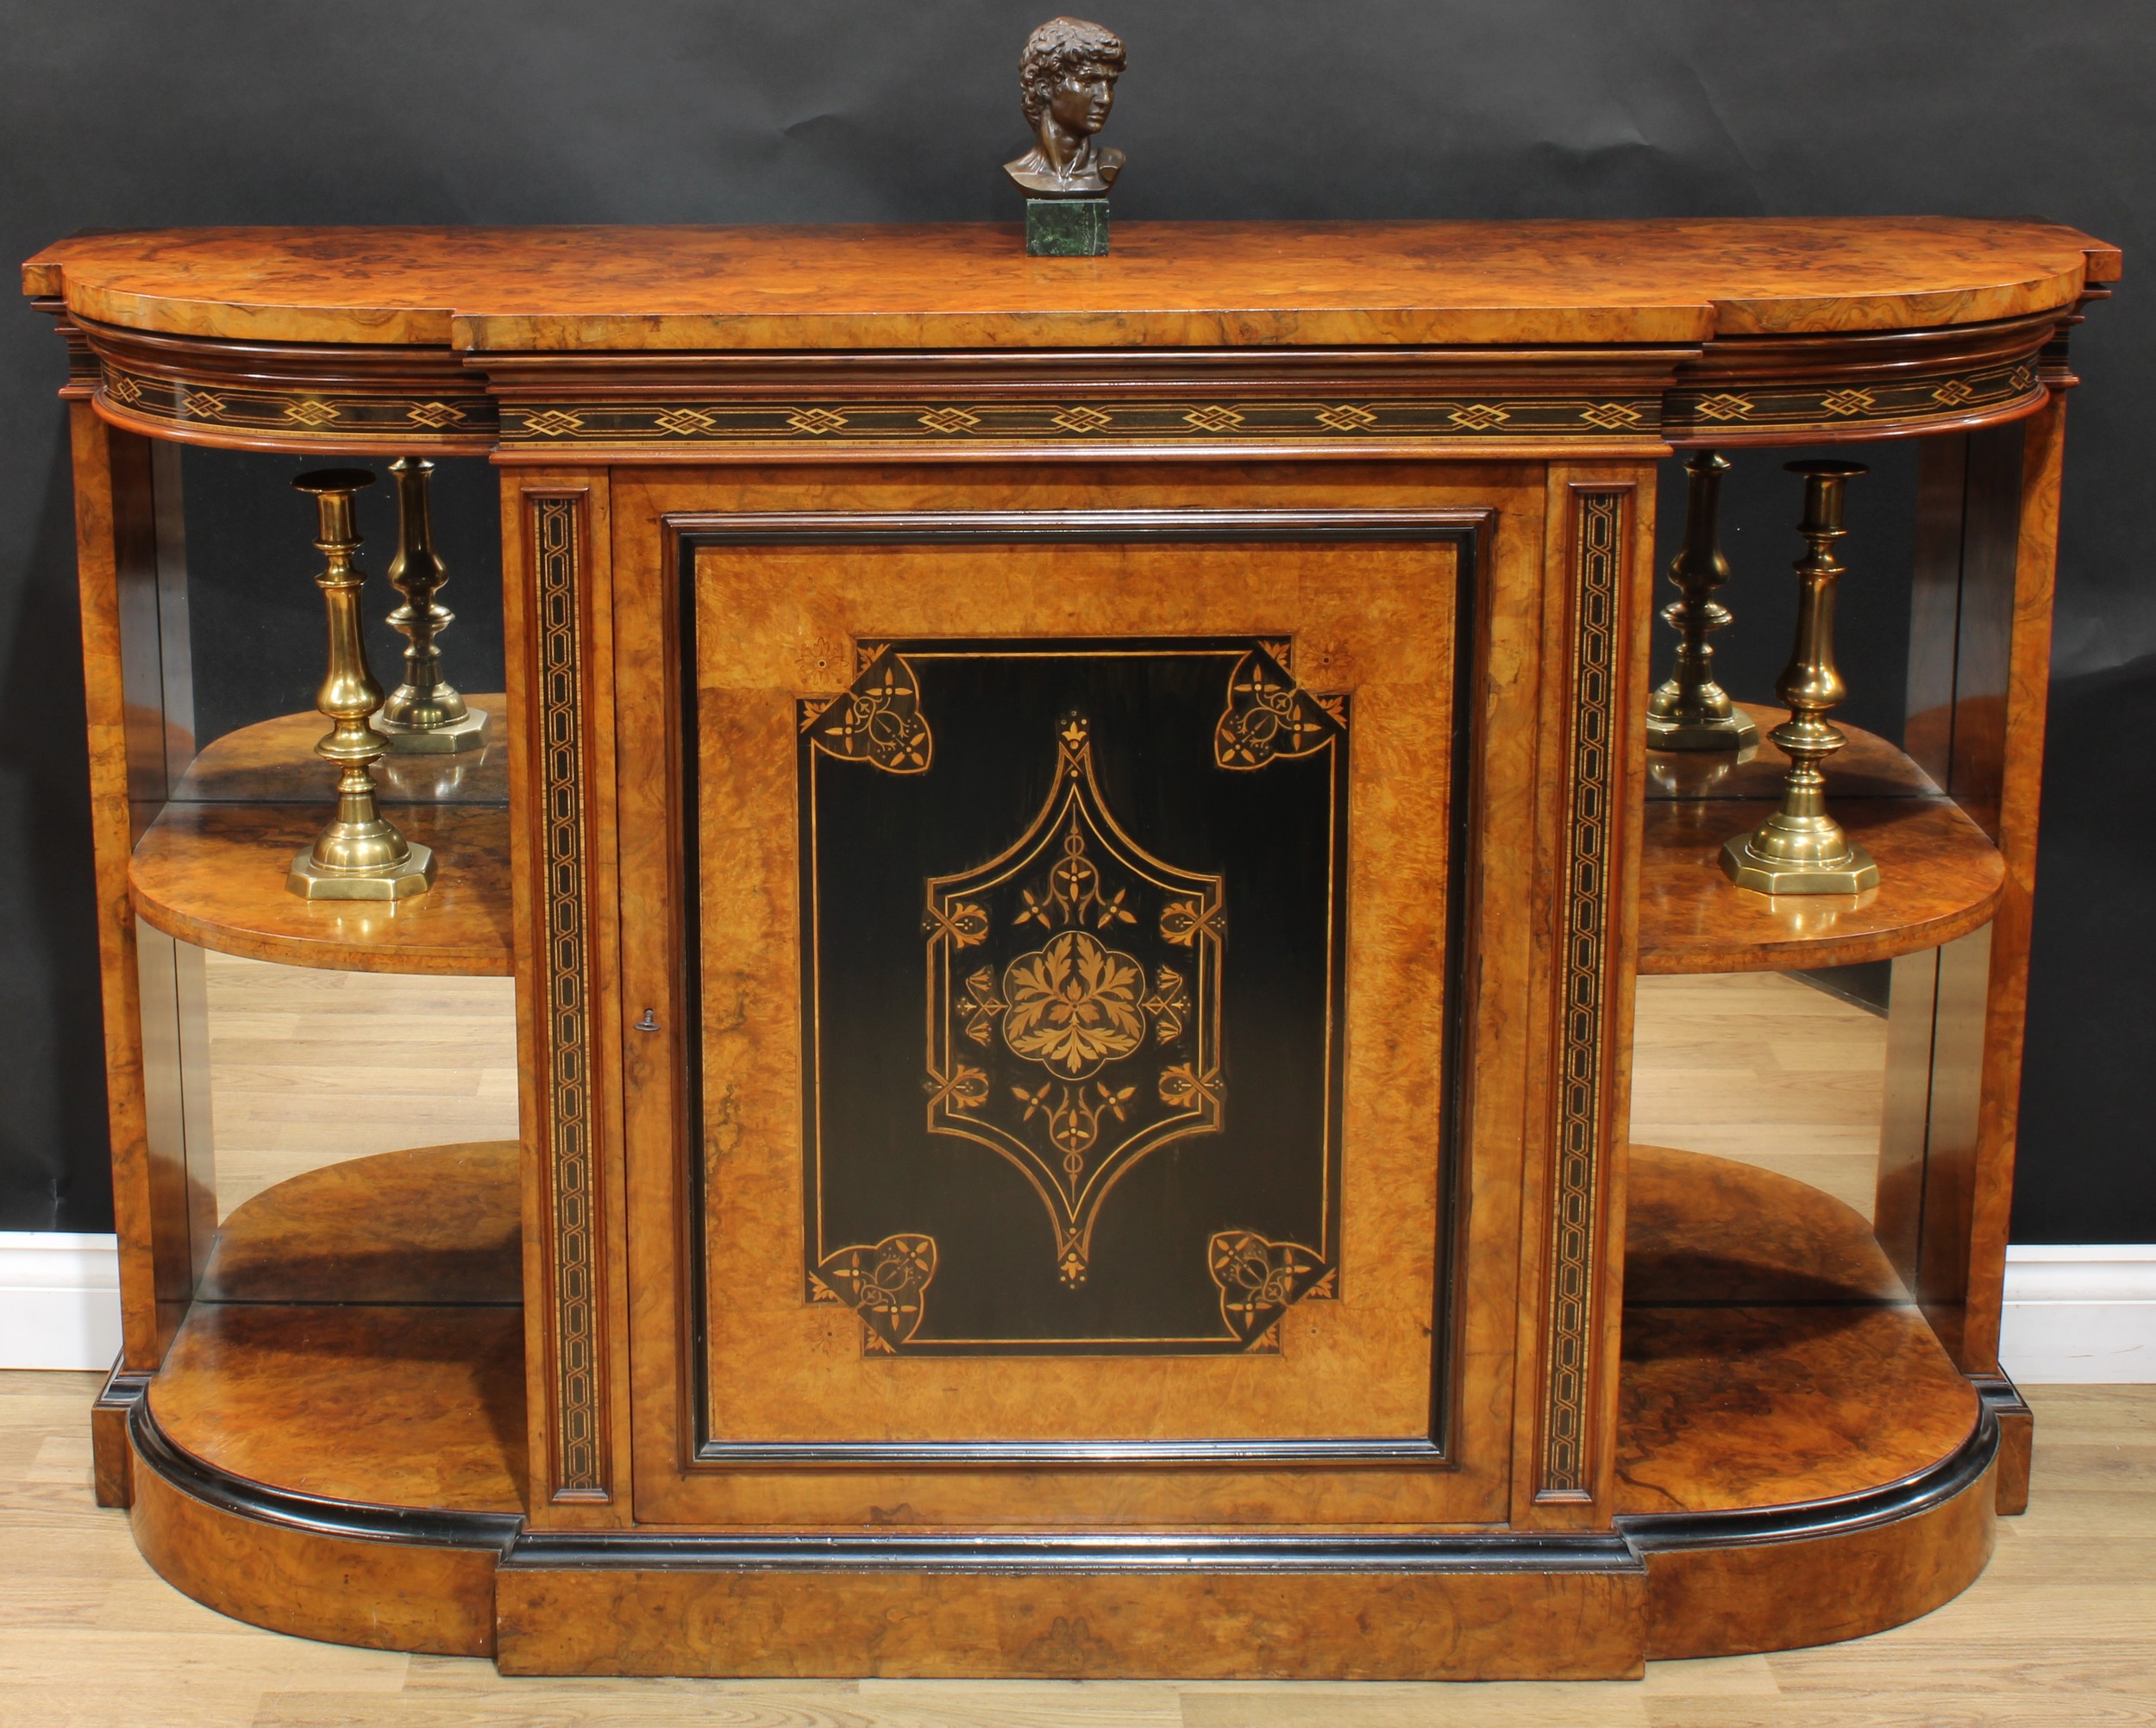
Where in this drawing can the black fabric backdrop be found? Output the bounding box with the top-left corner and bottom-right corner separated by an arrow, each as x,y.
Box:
0,1 -> 2146,1241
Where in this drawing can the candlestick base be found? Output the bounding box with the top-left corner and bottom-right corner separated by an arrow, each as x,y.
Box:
374,706 -> 490,755
1646,695 -> 1761,752
287,842 -> 436,901
1720,826 -> 1878,895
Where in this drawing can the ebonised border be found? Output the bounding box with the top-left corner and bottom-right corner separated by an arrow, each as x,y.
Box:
120,1362 -> 1995,1577
128,1398 -> 522,1552
502,1415 -> 1994,1572
501,1526 -> 1641,1575
1617,1403 -> 1998,1552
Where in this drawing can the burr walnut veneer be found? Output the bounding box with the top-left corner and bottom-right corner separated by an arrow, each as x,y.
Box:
25,219 -> 2115,1679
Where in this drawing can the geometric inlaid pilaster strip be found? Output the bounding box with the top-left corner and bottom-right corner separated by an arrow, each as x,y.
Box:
533,493 -> 605,1499
1540,488 -> 1625,1499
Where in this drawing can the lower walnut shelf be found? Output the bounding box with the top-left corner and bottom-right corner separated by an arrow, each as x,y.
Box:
110,1141 -> 1995,1675
199,1140 -> 521,1305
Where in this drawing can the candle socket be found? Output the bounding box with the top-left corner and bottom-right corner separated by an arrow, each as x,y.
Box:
373,457 -> 487,755
1722,460 -> 1878,895
285,469 -> 435,901
1647,449 -> 1760,752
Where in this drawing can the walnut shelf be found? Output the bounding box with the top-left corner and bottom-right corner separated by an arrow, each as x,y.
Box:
129,699 -> 512,977
1620,1145 -> 1977,1510
1617,1144 -> 1993,1659
149,1299 -> 527,1515
172,694 -> 508,805
1638,705 -> 2005,974
201,1140 -> 520,1305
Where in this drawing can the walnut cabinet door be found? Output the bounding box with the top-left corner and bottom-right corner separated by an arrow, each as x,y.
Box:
547,461 -> 1636,1531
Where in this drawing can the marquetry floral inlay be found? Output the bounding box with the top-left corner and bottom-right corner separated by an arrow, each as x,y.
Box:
1000,929 -> 1149,1079
812,1234 -> 938,1351
801,648 -> 933,773
1208,1230 -> 1327,1345
925,712 -> 1225,1286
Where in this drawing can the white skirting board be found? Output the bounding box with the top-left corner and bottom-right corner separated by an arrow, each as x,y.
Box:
0,1232 -> 122,1370
2001,1245 -> 2156,1384
1,1230 -> 2152,1381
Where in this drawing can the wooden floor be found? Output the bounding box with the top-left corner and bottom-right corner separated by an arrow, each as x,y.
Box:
5,959 -> 2137,1719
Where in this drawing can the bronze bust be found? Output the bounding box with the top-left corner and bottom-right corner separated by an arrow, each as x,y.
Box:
1005,17 -> 1126,198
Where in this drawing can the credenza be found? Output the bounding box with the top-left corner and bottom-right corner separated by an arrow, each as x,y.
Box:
22,217 -> 2118,1678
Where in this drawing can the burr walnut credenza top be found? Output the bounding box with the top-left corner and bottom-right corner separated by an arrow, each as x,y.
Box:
22,217 -> 2119,350
24,218 -> 2118,460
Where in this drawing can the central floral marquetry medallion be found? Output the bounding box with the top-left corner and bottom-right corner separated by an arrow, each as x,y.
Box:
925,714 -> 1225,1288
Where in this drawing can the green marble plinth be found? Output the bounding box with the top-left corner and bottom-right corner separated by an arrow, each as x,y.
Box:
1025,199 -> 1109,257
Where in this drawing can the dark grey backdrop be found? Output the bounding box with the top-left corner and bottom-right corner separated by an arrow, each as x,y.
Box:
1,1 -> 2146,1241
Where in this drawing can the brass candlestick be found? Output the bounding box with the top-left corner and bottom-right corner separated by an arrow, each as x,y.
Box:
373,457 -> 486,754
285,470 -> 435,901
1721,460 -> 1879,895
1647,449 -> 1759,752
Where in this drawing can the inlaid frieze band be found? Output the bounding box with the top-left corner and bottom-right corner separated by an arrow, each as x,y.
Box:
100,361 -> 497,446
531,492 -> 606,1498
505,395 -> 1658,447
1541,488 -> 1626,1499
90,347 -> 2050,454
1664,356 -> 2041,440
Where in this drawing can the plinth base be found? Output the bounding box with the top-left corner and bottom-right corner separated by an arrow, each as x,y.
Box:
374,705 -> 490,755
1026,198 -> 1109,256
1720,830 -> 1881,894
286,840 -> 435,900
